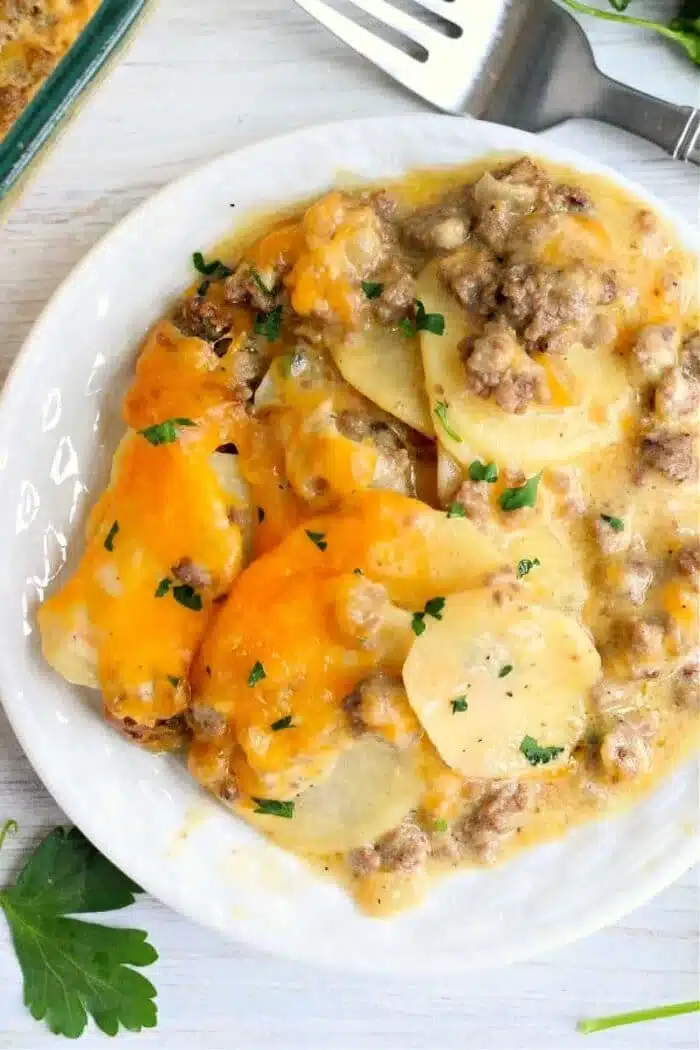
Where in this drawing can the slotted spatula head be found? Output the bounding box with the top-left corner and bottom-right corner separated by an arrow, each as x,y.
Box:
292,0 -> 600,130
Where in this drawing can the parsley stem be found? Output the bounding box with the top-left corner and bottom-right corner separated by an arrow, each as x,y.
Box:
578,1000 -> 700,1034
0,819 -> 18,851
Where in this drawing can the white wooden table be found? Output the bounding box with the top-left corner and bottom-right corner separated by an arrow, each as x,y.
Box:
0,2 -> 698,1047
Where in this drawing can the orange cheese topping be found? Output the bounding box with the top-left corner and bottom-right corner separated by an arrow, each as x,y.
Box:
191,491 -> 435,788
39,431 -> 243,724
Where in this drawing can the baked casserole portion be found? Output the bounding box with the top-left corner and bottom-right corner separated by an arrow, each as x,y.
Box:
0,0 -> 102,139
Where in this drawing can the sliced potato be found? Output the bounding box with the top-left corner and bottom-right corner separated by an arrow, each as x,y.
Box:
416,263 -> 632,473
403,589 -> 600,779
331,324 -> 434,437
239,737 -> 421,854
501,522 -> 589,615
39,603 -> 98,690
361,498 -> 504,607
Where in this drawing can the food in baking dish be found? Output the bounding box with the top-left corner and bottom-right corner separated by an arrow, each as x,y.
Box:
0,0 -> 102,140
39,155 -> 700,915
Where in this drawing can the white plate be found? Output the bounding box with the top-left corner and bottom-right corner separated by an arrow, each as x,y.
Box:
0,115 -> 697,974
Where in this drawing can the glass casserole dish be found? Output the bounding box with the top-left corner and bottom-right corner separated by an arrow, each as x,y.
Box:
0,0 -> 150,209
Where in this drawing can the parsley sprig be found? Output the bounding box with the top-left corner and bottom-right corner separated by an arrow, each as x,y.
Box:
0,825 -> 158,1038
561,0 -> 700,66
411,596 -> 446,636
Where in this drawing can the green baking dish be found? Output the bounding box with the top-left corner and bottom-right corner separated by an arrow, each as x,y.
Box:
0,0 -> 150,209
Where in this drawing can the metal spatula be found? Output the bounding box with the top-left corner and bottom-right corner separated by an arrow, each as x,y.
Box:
293,0 -> 700,165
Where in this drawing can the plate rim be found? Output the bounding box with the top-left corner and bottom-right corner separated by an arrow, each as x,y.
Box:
0,113 -> 698,974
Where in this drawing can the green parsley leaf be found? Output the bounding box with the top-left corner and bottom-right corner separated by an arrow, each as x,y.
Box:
0,819 -> 18,849
305,530 -> 327,552
451,697 -> 468,714
139,418 -> 195,446
499,664 -> 513,678
248,661 -> 266,687
469,460 -> 498,483
0,827 -> 157,1038
104,521 -> 119,552
250,267 -> 272,296
167,676 -> 181,688
361,281 -> 384,300
271,715 -> 293,731
600,513 -> 624,532
172,584 -> 203,612
254,304 -> 283,342
400,317 -> 416,338
500,472 -> 542,512
577,1000 -> 700,1035
424,596 -> 446,620
434,401 -> 462,442
517,557 -> 541,578
520,735 -> 565,767
415,300 -> 445,335
411,596 -> 446,636
446,502 -> 466,519
192,251 -> 233,280
154,578 -> 171,598
560,1 -> 700,67
252,798 -> 295,819
433,819 -> 449,832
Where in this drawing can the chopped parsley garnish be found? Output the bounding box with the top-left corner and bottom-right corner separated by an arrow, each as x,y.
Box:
600,513 -> 624,532
192,251 -> 233,280
424,596 -> 446,619
248,661 -> 266,687
361,281 -> 384,300
400,300 -> 445,337
197,280 -> 210,297
252,798 -> 294,819
305,530 -> 327,551
499,664 -> 513,678
433,818 -> 449,832
500,472 -> 542,512
154,578 -> 171,598
167,676 -> 181,688
271,715 -> 293,731
104,521 -> 119,552
139,419 -> 195,446
250,267 -> 272,296
451,697 -> 468,713
172,584 -> 203,612
254,304 -> 283,342
520,735 -> 565,766
434,401 -> 462,442
411,596 -> 446,636
0,825 -> 158,1038
469,460 -> 498,483
517,557 -> 541,578
446,502 -> 466,519
257,507 -> 265,524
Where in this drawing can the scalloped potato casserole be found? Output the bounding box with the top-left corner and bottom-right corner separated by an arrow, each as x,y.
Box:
38,155 -> 700,916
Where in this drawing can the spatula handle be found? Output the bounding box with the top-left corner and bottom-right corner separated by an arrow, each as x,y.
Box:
590,73 -> 699,166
